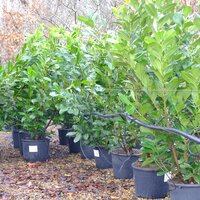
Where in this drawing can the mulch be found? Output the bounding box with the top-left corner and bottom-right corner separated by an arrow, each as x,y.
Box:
0,131 -> 169,200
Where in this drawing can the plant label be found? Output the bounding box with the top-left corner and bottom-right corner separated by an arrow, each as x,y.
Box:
164,172 -> 172,182
93,149 -> 100,157
29,145 -> 38,153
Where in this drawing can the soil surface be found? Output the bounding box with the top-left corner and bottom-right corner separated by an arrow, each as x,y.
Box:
0,131 -> 170,200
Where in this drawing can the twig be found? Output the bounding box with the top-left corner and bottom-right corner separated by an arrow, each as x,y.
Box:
45,119 -> 52,131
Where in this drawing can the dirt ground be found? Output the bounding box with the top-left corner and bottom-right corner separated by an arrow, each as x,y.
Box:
0,131 -> 170,200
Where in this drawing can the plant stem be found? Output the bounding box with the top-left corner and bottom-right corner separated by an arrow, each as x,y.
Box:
184,139 -> 189,163
45,119 -> 52,131
162,87 -> 180,171
119,131 -> 129,154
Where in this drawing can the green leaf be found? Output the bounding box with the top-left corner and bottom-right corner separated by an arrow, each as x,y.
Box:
141,139 -> 155,149
194,175 -> 200,184
194,18 -> 200,29
126,104 -> 136,114
163,29 -> 176,45
27,107 -> 34,112
130,0 -> 139,9
78,16 -> 94,28
183,173 -> 193,181
83,134 -> 89,140
144,36 -> 156,44
183,6 -> 192,17
130,90 -> 136,101
29,114 -> 35,119
166,77 -> 179,97
106,38 -> 118,44
142,158 -> 154,167
161,3 -> 176,14
147,42 -> 162,59
173,13 -> 183,25
43,77 -> 51,82
27,67 -> 35,79
66,132 -> 77,137
74,134 -> 81,143
159,13 -> 173,26
145,4 -> 158,18
49,91 -> 57,97
139,103 -> 153,115
157,171 -> 165,176
118,93 -> 131,105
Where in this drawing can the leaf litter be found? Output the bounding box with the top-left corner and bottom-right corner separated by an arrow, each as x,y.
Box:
0,131 -> 169,200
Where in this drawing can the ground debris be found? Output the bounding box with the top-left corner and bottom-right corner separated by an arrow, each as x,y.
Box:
0,132 -> 169,200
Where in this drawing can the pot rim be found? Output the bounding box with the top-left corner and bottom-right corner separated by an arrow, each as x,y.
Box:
168,181 -> 200,188
111,147 -> 141,156
132,163 -> 160,172
81,144 -> 94,148
94,146 -> 109,151
22,138 -> 50,142
58,128 -> 73,131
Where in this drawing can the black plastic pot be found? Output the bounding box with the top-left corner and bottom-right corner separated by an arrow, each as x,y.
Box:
12,129 -> 20,148
94,147 -> 112,169
68,137 -> 81,153
111,149 -> 140,179
22,138 -> 50,162
132,164 -> 169,199
58,129 -> 69,145
80,144 -> 94,159
135,143 -> 142,149
3,125 -> 12,131
168,181 -> 200,200
19,131 -> 31,155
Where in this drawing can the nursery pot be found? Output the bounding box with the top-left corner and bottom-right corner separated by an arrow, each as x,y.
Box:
94,147 -> 112,169
168,181 -> 200,200
80,144 -> 94,159
12,129 -> 20,148
68,137 -> 81,153
111,148 -> 140,179
58,128 -> 69,145
19,131 -> 31,155
132,164 -> 169,199
22,138 -> 50,162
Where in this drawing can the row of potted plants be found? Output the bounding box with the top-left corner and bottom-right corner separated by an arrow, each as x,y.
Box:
0,0 -> 199,199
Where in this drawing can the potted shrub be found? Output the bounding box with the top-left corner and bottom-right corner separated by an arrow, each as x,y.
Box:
87,117 -> 119,169
132,129 -> 170,198
78,24 -> 131,167
50,91 -> 79,149
0,64 -> 7,132
6,106 -> 29,150
53,112 -> 74,145
20,107 -> 51,162
7,27 -> 66,161
166,64 -> 200,199
47,26 -> 92,151
0,62 -> 23,148
111,0 -> 200,199
67,116 -> 115,168
12,26 -> 87,160
14,68 -> 52,162
69,115 -> 95,159
111,119 -> 141,179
